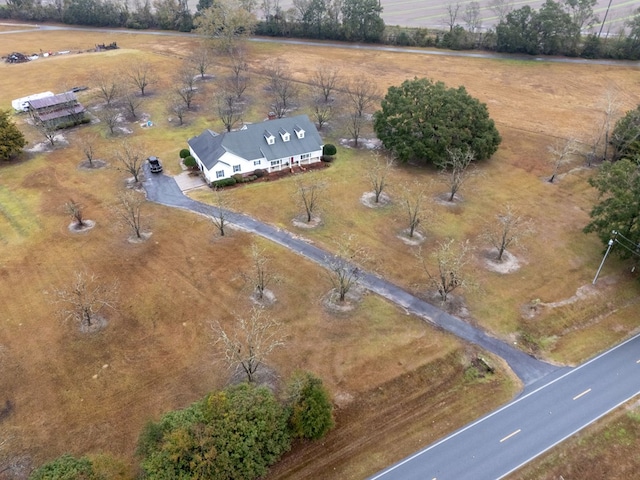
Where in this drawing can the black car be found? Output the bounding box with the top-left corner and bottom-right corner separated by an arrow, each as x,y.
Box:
148,156 -> 163,173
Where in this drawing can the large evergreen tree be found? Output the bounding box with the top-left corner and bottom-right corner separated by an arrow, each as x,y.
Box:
373,77 -> 501,166
584,158 -> 640,258
610,105 -> 640,162
0,109 -> 25,161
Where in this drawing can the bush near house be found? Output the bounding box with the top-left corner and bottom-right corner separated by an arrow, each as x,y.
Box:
183,155 -> 196,168
179,148 -> 190,159
211,177 -> 237,188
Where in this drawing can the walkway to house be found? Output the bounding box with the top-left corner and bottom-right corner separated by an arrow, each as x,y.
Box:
142,166 -> 561,386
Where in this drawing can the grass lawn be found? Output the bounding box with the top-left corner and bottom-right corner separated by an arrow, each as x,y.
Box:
1,25 -> 639,478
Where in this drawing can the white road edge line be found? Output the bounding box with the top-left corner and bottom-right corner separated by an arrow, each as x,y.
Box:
497,388 -> 640,479
368,331 -> 640,480
573,388 -> 592,400
500,429 -> 521,443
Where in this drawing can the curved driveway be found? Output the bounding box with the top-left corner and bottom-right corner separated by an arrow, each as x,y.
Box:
142,168 -> 558,386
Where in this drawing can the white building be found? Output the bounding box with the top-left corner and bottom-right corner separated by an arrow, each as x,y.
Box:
187,115 -> 324,184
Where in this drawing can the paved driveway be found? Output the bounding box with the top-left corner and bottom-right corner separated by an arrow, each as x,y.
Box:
142,166 -> 558,386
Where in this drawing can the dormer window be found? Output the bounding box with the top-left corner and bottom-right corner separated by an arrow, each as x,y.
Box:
264,130 -> 275,145
279,128 -> 290,142
294,125 -> 305,139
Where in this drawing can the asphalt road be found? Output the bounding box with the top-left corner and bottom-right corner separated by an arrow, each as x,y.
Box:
370,332 -> 640,480
2,22 -> 638,67
142,168 -> 558,386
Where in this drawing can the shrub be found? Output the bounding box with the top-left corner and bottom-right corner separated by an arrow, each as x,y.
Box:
179,148 -> 190,158
29,454 -> 99,480
139,384 -> 290,480
254,168 -> 266,178
183,155 -> 196,168
286,371 -> 334,440
321,155 -> 334,163
232,173 -> 244,183
211,177 -> 236,188
323,144 -> 337,156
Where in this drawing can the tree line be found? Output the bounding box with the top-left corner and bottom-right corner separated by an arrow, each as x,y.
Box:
3,0 -> 640,60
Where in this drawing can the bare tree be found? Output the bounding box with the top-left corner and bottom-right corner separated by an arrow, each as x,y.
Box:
174,65 -> 198,110
240,242 -> 281,300
482,205 -> 534,262
548,137 -> 578,183
326,234 -> 368,303
211,306 -> 284,383
98,106 -> 121,136
265,60 -> 298,118
367,152 -> 394,203
33,120 -> 57,147
419,239 -> 472,303
345,76 -> 377,119
93,70 -> 120,107
588,89 -> 620,163
400,182 -> 426,238
438,147 -> 476,202
79,134 -> 99,167
445,2 -> 461,31
114,141 -> 145,184
167,94 -> 188,126
463,1 -> 482,34
54,271 -> 118,329
488,0 -> 513,23
216,88 -> 244,132
190,43 -> 214,80
227,48 -> 250,100
122,89 -> 144,120
211,187 -> 234,237
64,199 -> 86,228
311,99 -> 333,131
310,67 -> 340,104
296,179 -> 325,223
125,61 -> 155,96
347,112 -> 365,147
115,189 -> 145,239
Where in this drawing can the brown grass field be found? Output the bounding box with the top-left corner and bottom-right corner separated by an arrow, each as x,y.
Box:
0,24 -> 639,478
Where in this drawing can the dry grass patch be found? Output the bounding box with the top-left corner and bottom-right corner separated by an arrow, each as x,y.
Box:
2,27 -> 640,477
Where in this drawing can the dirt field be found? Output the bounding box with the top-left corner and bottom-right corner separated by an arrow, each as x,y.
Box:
1,26 -> 639,479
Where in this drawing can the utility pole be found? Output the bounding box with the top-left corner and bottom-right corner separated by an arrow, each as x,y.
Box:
598,0 -> 614,38
593,231 -> 617,284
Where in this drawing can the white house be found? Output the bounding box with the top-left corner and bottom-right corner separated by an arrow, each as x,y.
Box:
187,114 -> 324,184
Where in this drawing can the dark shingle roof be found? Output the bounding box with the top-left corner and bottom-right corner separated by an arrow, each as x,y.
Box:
188,115 -> 322,170
29,92 -> 78,110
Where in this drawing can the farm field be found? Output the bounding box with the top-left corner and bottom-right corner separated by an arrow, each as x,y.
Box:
1,25 -> 640,479
254,0 -> 634,31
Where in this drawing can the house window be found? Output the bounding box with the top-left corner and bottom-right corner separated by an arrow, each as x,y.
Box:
279,129 -> 290,142
300,153 -> 310,160
216,170 -> 225,178
294,126 -> 305,139
233,165 -> 241,173
254,160 -> 261,166
270,160 -> 281,167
